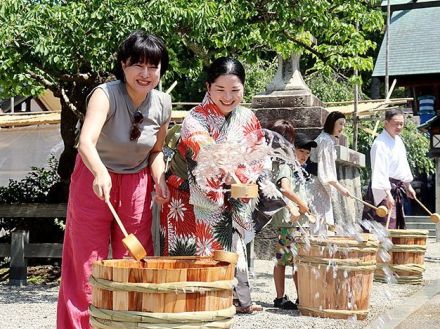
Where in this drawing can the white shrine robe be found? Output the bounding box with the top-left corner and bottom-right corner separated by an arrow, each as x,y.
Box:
370,129 -> 413,205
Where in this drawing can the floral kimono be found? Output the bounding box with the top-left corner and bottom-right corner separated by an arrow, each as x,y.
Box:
160,95 -> 264,263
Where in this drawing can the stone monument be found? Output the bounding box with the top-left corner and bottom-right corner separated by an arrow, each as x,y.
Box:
251,52 -> 365,260
252,53 -> 325,138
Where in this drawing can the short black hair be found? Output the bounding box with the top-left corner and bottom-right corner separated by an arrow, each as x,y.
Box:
294,133 -> 317,150
114,30 -> 169,81
323,111 -> 346,134
385,108 -> 404,121
267,119 -> 296,144
206,57 -> 245,85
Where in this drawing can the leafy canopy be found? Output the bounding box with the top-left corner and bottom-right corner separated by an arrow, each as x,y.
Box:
0,0 -> 383,104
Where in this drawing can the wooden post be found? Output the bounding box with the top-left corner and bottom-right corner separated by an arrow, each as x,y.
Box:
151,198 -> 161,256
385,0 -> 391,96
10,230 -> 29,285
353,22 -> 359,151
436,158 -> 440,242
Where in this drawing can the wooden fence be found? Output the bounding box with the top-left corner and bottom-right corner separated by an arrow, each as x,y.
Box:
0,203 -> 66,285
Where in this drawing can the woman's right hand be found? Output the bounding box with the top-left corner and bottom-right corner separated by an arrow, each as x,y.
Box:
338,185 -> 350,197
298,203 -> 310,214
93,170 -> 112,202
386,194 -> 395,209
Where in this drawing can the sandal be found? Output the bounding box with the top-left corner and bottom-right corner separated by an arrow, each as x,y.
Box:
235,303 -> 263,314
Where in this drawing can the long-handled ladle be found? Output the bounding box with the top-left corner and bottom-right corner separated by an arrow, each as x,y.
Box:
385,211 -> 392,229
106,201 -> 147,261
414,197 -> 440,223
348,193 -> 388,218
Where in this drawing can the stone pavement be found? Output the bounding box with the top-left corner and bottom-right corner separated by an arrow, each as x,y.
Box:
365,279 -> 440,329
365,240 -> 440,329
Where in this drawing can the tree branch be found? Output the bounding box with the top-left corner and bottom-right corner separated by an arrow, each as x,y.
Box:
27,70 -> 56,90
179,34 -> 211,66
27,70 -> 84,121
60,87 -> 84,121
282,30 -> 340,72
60,72 -> 96,84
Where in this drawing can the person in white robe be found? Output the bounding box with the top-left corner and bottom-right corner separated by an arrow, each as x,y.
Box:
363,108 -> 416,229
308,111 -> 350,234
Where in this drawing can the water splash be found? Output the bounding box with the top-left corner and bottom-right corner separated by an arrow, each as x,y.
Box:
191,123 -> 399,321
193,129 -> 304,195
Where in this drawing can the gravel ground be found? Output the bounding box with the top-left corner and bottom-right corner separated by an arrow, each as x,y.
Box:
0,283 -> 58,329
1,241 -> 440,329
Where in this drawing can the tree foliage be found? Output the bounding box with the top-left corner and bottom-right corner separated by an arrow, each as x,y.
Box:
0,0 -> 384,198
1,0 -> 383,101
0,155 -> 60,204
305,71 -> 361,103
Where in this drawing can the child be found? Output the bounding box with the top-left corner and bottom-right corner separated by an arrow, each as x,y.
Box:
271,130 -> 317,310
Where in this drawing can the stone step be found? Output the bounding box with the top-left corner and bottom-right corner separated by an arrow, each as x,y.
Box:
405,227 -> 436,238
406,215 -> 434,224
406,222 -> 436,229
405,216 -> 436,237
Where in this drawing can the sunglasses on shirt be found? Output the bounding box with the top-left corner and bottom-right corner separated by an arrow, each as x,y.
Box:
130,110 -> 144,141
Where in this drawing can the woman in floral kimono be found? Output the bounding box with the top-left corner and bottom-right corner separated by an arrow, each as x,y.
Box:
160,57 -> 264,313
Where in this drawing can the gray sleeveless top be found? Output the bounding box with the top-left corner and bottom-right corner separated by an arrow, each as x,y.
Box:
93,80 -> 172,173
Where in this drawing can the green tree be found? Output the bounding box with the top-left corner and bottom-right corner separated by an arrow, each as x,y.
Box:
305,71 -> 359,103
0,0 -> 383,199
344,117 -> 434,187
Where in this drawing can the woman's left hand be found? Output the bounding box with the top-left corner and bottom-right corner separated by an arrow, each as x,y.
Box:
154,177 -> 170,205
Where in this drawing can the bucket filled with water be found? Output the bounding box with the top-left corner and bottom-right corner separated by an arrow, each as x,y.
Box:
89,250 -> 238,328
375,229 -> 428,284
296,235 -> 379,320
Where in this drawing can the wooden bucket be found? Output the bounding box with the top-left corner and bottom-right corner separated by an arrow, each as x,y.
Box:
89,250 -> 238,329
375,229 -> 428,284
296,235 -> 378,320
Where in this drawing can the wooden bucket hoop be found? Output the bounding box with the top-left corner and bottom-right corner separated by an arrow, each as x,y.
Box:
376,263 -> 425,274
89,276 -> 235,294
387,229 -> 429,238
374,274 -> 423,284
298,305 -> 369,317
90,305 -> 236,329
389,244 -> 427,253
296,256 -> 377,272
297,236 -> 379,252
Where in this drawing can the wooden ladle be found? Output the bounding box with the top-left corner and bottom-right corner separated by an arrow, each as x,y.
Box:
213,250 -> 239,264
305,212 -> 317,224
414,197 -> 440,223
229,172 -> 258,199
106,201 -> 147,261
349,193 -> 388,218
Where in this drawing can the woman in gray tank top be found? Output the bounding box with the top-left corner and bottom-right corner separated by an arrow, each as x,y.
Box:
57,31 -> 171,329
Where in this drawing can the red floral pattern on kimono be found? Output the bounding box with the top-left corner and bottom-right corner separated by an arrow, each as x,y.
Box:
160,95 -> 264,257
